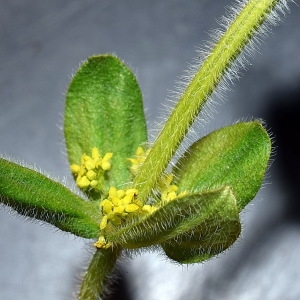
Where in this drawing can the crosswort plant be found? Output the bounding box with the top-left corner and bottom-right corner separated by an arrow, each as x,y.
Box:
0,0 -> 293,299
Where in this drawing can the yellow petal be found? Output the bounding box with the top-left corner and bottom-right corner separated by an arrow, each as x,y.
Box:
90,180 -> 98,188
76,176 -> 90,189
100,215 -> 108,230
116,189 -> 125,198
170,185 -> 178,192
113,205 -> 125,215
101,200 -> 114,214
101,161 -> 111,171
109,186 -> 117,198
126,188 -> 138,196
122,195 -> 133,205
136,146 -> 145,156
111,196 -> 120,206
125,203 -> 139,212
86,169 -> 97,180
70,164 -> 80,174
101,153 -> 113,170
85,159 -> 96,170
167,191 -> 177,201
91,147 -> 101,160
103,152 -> 113,161
142,205 -> 157,214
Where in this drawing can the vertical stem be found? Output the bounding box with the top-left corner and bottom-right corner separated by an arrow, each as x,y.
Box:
133,0 -> 279,201
78,247 -> 121,300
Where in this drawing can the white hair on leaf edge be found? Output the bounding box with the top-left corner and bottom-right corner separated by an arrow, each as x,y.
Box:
0,153 -> 88,201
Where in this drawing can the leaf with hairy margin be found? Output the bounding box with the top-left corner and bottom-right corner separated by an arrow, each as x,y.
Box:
64,55 -> 147,192
174,121 -> 271,210
0,158 -> 100,238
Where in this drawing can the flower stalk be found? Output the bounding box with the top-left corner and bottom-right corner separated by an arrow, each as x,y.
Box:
78,247 -> 121,300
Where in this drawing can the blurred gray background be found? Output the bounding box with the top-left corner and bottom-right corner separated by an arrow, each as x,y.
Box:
1,1 -> 300,299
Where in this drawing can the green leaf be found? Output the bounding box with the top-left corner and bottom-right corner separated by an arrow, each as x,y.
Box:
174,121 -> 271,210
64,54 -> 147,192
0,158 -> 101,239
106,186 -> 240,250
161,187 -> 241,264
161,187 -> 241,263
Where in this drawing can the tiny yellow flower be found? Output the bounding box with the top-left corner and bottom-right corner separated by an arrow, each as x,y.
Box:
86,170 -> 97,180
85,159 -> 96,170
128,147 -> 181,202
101,200 -> 114,215
76,176 -> 90,189
93,235 -> 111,249
100,215 -> 108,230
127,146 -> 150,175
113,205 -> 125,215
101,153 -> 113,170
157,173 -> 181,202
142,205 -> 157,214
125,203 -> 139,212
91,147 -> 101,160
70,147 -> 113,191
70,164 -> 81,174
90,180 -> 98,188
98,186 -> 156,233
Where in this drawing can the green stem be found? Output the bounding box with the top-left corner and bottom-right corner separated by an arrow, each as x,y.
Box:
78,247 -> 122,300
133,0 -> 279,201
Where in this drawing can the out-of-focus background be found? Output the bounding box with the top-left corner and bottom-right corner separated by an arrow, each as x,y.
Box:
1,1 -> 300,299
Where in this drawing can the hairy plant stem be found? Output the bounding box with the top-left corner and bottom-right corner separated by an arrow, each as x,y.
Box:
78,247 -> 122,300
133,0 -> 279,201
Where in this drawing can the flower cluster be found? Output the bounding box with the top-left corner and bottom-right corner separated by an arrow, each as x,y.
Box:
127,146 -> 150,175
158,173 -> 182,202
99,187 -> 157,230
94,186 -> 157,249
70,146 -> 189,249
70,147 -> 112,190
127,147 -> 183,202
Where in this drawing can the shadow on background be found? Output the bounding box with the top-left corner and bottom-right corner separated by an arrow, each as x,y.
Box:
266,81 -> 300,224
107,267 -> 132,300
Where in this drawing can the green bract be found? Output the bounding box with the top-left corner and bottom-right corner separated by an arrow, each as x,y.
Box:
0,0 -> 286,298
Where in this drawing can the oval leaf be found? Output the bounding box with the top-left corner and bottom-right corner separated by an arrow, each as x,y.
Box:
161,188 -> 241,263
64,54 -> 147,191
0,158 -> 100,238
174,121 -> 271,210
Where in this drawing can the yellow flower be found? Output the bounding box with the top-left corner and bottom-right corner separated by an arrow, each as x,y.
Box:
98,186 -> 157,233
127,146 -> 150,175
70,147 -> 113,190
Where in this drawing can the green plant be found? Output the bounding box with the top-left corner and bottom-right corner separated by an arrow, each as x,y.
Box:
0,0 -> 291,299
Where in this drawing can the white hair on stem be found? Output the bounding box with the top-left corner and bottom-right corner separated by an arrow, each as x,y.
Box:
148,0 -> 292,168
